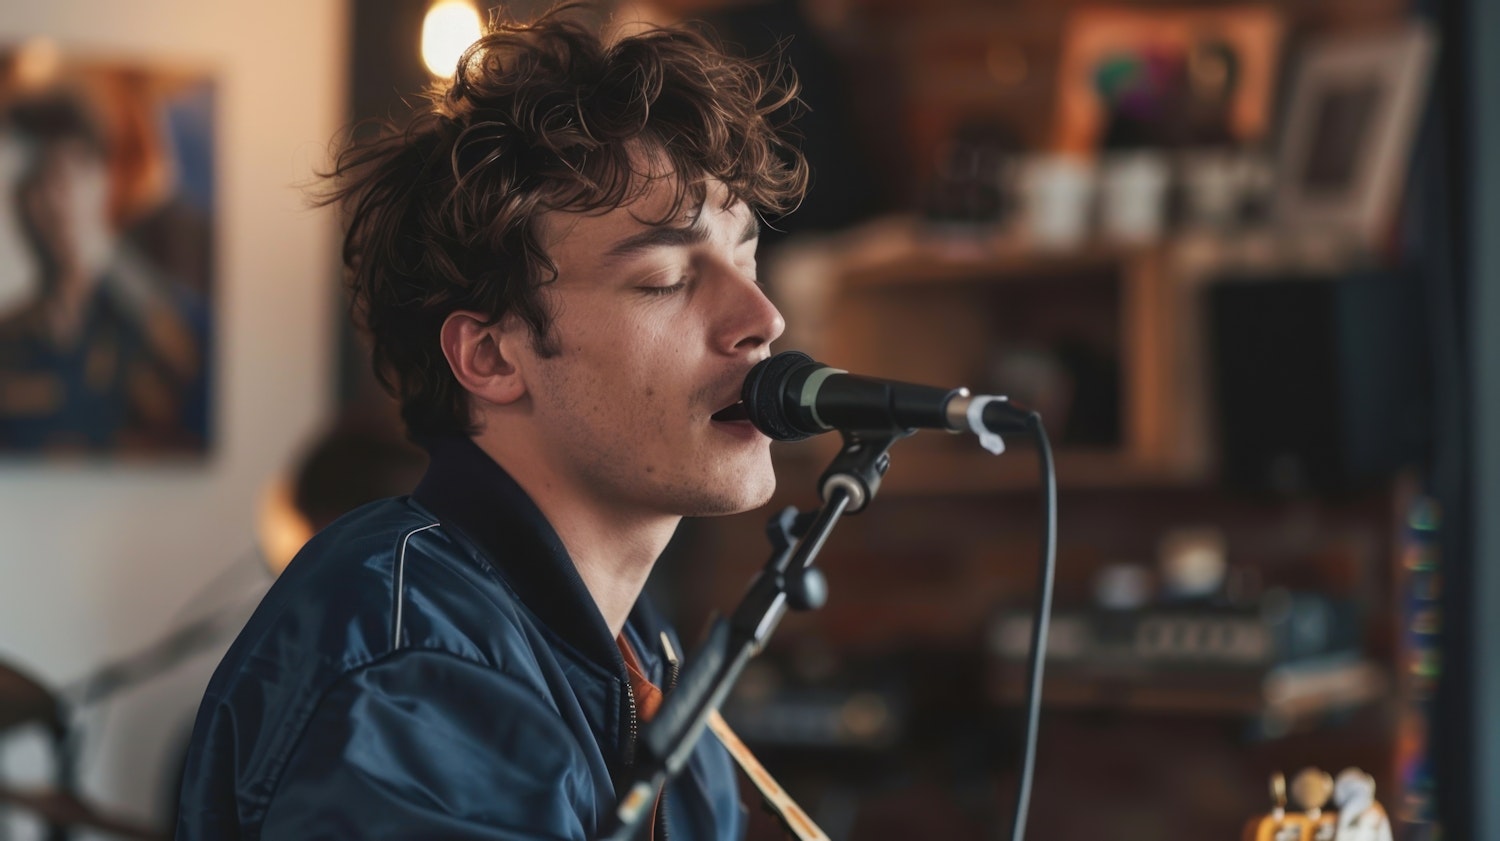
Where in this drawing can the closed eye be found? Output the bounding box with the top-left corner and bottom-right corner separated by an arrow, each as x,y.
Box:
639,281 -> 688,297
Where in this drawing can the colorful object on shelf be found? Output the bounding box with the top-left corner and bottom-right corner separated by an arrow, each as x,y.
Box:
1243,768 -> 1391,841
1396,495 -> 1441,839
1054,6 -> 1285,154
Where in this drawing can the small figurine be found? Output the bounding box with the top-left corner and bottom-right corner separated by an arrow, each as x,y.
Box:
1290,768 -> 1337,841
1244,772 -> 1312,841
1331,768 -> 1393,841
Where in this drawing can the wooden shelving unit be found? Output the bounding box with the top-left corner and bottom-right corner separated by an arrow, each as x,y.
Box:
693,2 -> 1424,836
680,216 -> 1410,841
771,216 -> 1208,491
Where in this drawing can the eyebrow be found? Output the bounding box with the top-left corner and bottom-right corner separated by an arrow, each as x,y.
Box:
603,210 -> 760,263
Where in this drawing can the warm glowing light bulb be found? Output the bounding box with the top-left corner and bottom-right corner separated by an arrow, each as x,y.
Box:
14,38 -> 61,89
422,0 -> 482,78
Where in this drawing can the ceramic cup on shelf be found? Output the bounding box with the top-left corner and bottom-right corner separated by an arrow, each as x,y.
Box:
1179,150 -> 1240,229
1178,149 -> 1275,230
1016,153 -> 1095,249
1098,150 -> 1171,244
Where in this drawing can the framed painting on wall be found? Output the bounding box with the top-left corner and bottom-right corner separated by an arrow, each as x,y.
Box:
0,40 -> 214,457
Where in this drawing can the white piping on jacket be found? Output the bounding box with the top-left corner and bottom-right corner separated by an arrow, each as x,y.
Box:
392,523 -> 441,650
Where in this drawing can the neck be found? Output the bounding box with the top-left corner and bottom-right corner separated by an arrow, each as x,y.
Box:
557,507 -> 679,639
472,432 -> 678,638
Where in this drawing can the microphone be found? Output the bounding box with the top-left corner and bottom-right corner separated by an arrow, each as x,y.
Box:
739,351 -> 1033,452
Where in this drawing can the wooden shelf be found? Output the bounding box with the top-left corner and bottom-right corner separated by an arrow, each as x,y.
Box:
987,658 -> 1390,727
811,217 -> 1151,289
774,441 -> 1206,495
771,215 -> 1209,493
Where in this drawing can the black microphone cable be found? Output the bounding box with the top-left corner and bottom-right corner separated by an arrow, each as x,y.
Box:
1006,411 -> 1055,841
738,351 -> 1056,840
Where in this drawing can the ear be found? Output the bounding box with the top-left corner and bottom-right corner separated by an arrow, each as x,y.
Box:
439,310 -> 529,410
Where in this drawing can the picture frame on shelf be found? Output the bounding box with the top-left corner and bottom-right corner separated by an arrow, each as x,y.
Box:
1272,24 -> 1437,253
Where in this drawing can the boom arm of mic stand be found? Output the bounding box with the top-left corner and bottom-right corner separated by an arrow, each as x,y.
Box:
595,432 -> 904,841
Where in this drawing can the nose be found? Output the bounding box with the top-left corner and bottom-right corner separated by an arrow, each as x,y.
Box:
715,264 -> 785,356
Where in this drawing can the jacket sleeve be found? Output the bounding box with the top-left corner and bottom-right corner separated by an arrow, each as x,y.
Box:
259,649 -> 597,840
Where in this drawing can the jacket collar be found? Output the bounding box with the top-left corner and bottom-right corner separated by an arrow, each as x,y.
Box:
412,435 -> 666,678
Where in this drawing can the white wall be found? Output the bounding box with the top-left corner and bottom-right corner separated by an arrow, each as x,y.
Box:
0,0 -> 346,830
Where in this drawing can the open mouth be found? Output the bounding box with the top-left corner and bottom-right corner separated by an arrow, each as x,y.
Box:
711,400 -> 750,422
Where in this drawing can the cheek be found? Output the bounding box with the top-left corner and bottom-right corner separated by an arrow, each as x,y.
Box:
611,317 -> 690,375
555,302 -> 705,414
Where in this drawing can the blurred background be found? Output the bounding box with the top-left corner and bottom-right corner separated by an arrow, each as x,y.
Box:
0,0 -> 1495,839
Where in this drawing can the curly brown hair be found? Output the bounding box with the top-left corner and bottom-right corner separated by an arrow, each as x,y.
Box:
319,5 -> 808,441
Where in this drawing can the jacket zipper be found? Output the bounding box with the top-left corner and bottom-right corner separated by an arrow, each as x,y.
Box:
656,633 -> 681,841
622,676 -> 639,769
624,634 -> 683,841
661,632 -> 681,693
623,650 -> 656,839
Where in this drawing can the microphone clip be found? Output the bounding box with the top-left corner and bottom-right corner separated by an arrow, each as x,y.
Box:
817,428 -> 911,513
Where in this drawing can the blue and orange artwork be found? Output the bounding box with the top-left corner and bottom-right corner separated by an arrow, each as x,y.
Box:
0,43 -> 214,457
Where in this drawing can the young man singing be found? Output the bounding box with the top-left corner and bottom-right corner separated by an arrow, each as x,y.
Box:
177,8 -> 806,839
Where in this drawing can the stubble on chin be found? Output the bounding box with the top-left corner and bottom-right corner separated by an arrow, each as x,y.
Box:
659,450 -> 777,518
706,456 -> 778,517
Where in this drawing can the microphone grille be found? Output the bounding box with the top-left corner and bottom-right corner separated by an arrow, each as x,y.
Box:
742,351 -> 817,442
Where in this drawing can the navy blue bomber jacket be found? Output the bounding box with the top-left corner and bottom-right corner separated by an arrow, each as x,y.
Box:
177,435 -> 747,840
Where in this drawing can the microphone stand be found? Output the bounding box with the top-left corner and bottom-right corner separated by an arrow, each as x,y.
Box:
596,428 -> 910,841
